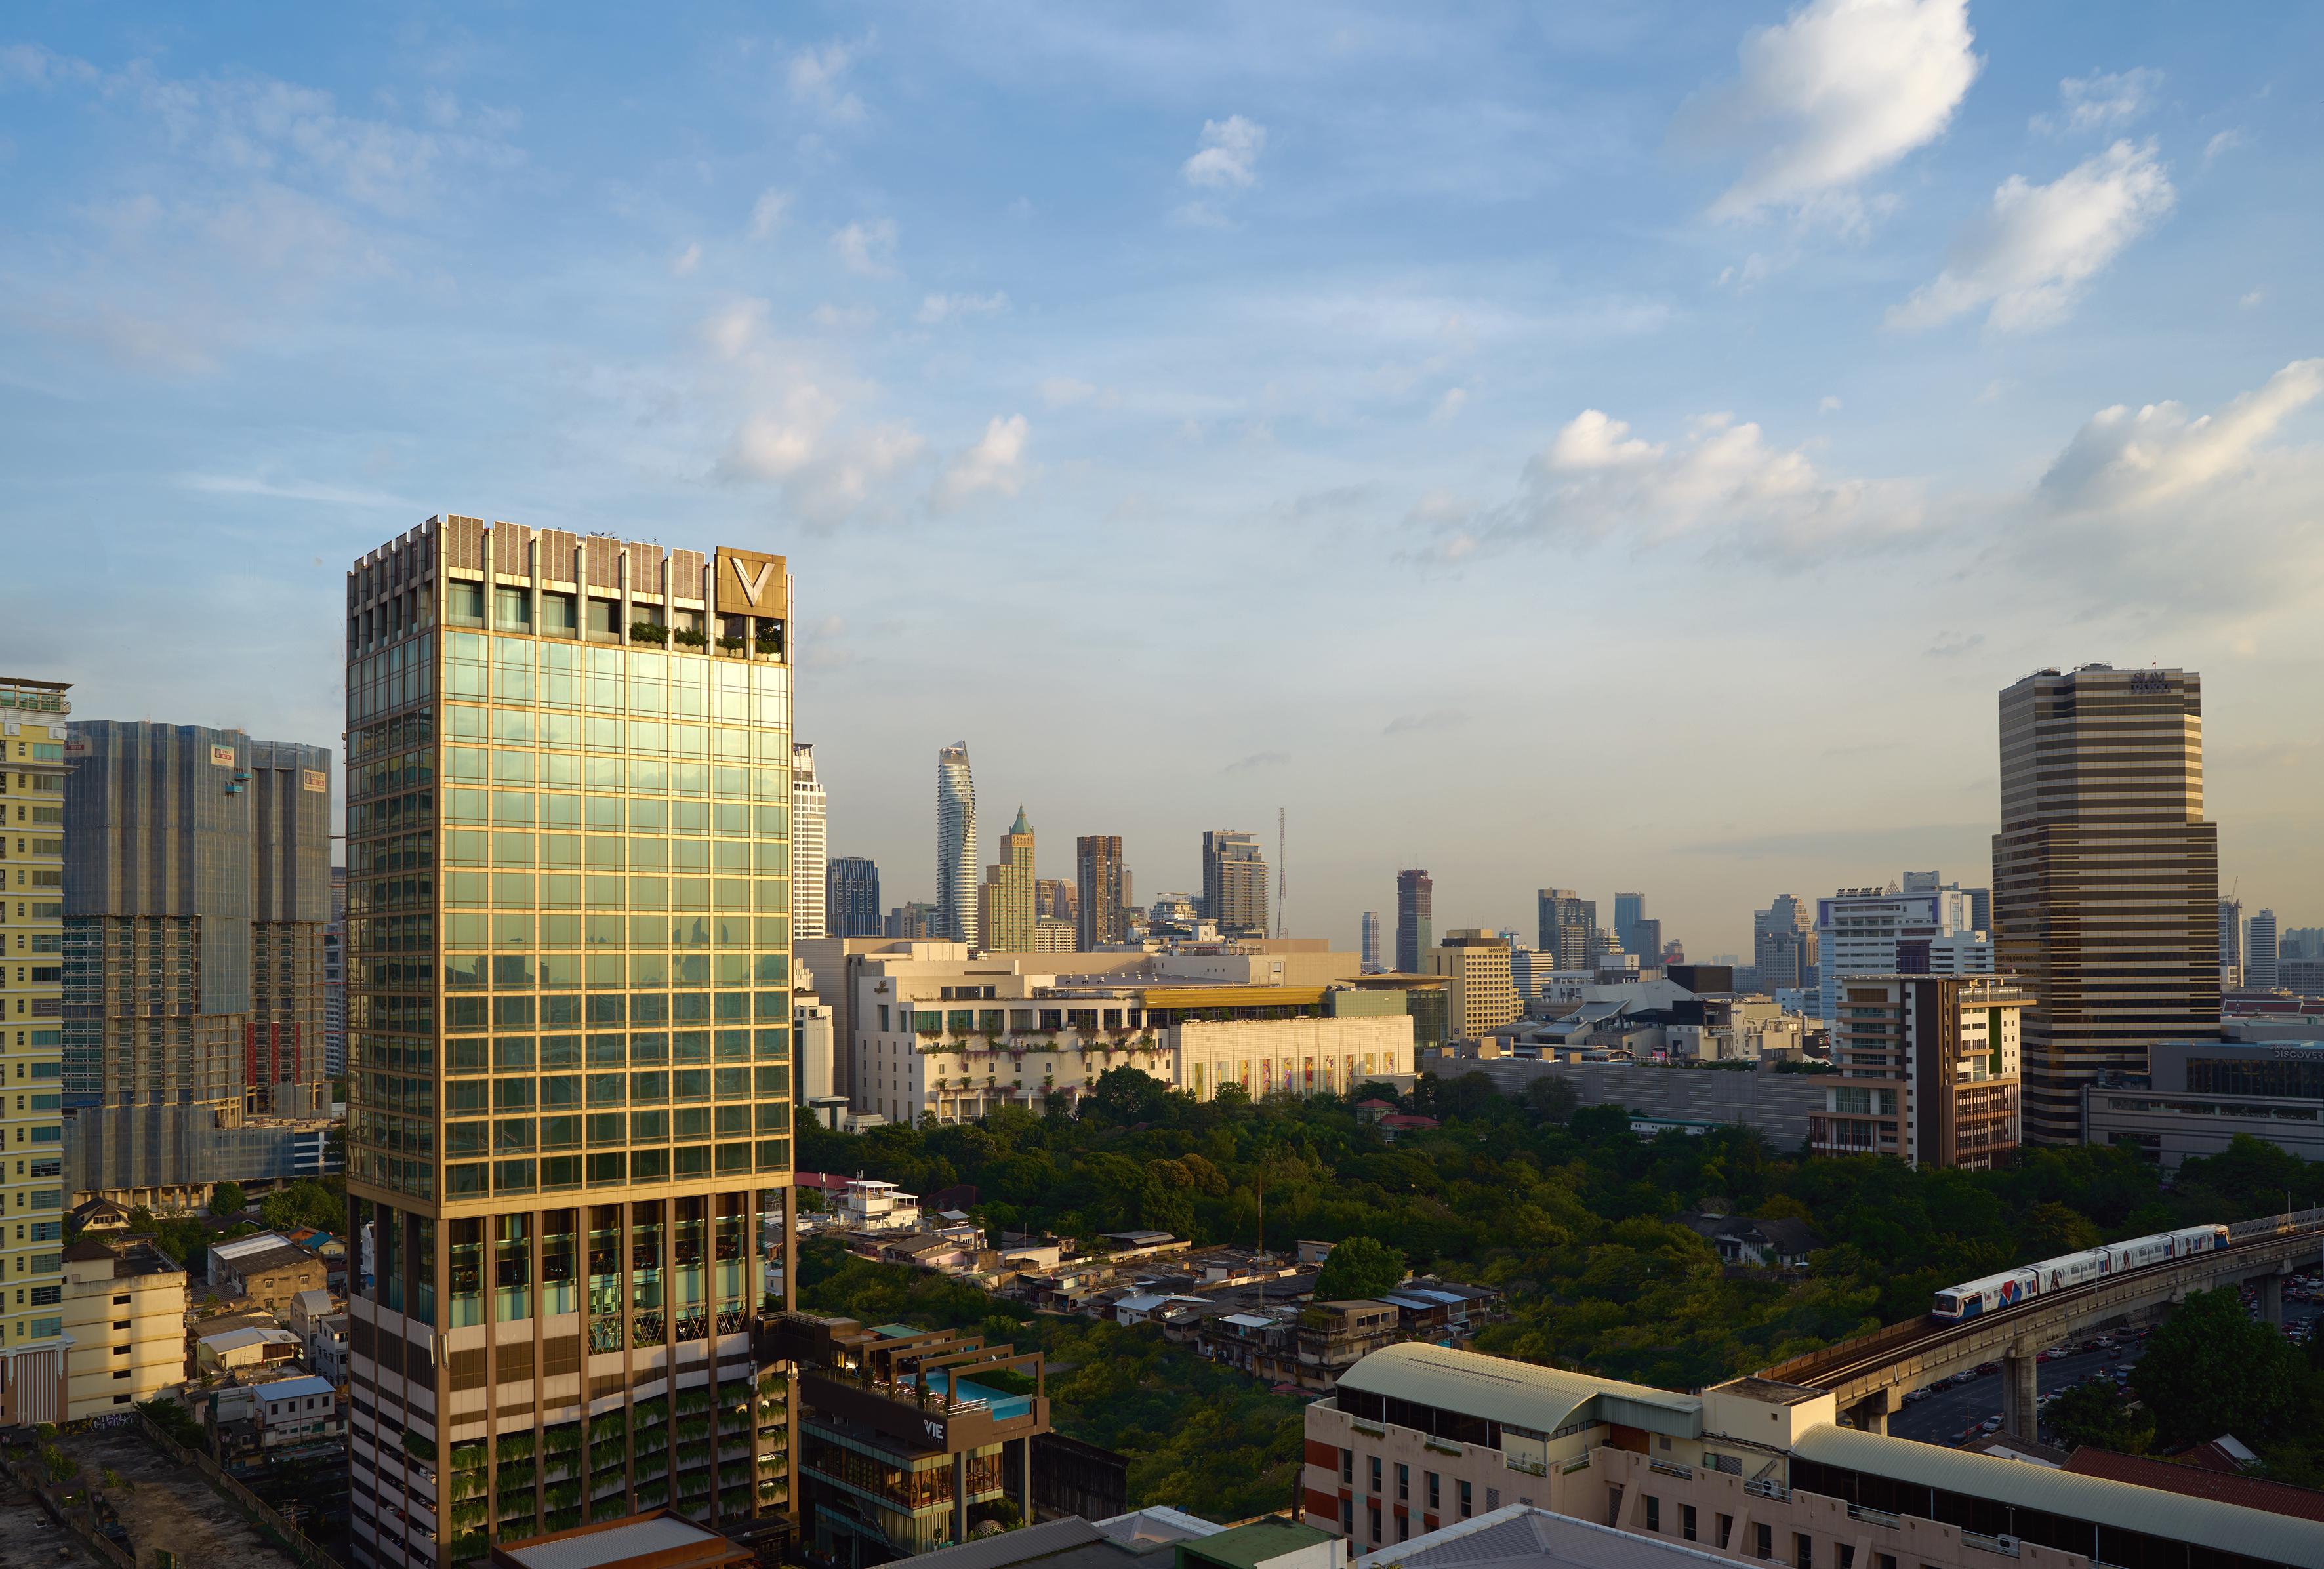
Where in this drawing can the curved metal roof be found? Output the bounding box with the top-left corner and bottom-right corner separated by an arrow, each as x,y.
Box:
1337,1342 -> 1702,1438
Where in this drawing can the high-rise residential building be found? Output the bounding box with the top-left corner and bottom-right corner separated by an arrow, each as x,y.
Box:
0,676 -> 71,1424
1507,945 -> 1560,1004
1536,889 -> 1595,970
1995,664 -> 2219,1143
1812,875 -> 1989,1021
1200,829 -> 1269,938
1427,931 -> 1520,1043
2246,908 -> 2279,988
886,902 -> 938,940
327,866 -> 349,1080
61,721 -> 335,1204
1359,912 -> 1381,973
1074,835 -> 1124,952
936,743 -> 978,948
1395,870 -> 1432,973
2217,897 -> 2245,987
1612,893 -> 1645,958
790,743 -> 826,941
1034,877 -> 1076,931
1753,895 -> 1815,991
825,856 -> 880,939
1810,975 -> 2028,1170
341,518 -> 799,1560
981,807 -> 1037,953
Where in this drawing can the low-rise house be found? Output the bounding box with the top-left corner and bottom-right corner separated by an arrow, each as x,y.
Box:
61,1236 -> 188,1418
839,1178 -> 921,1231
308,1312 -> 350,1385
196,1324 -> 304,1373
1680,1213 -> 1825,1269
68,1197 -> 132,1234
1376,1114 -> 1440,1141
1292,1301 -> 1404,1391
207,1231 -> 330,1307
1112,1292 -> 1213,1327
203,1370 -> 346,1455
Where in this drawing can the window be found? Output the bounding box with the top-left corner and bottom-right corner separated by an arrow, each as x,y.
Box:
1396,1515 -> 1408,1544
1755,1524 -> 1773,1560
1427,1472 -> 1440,1511
1340,1498 -> 1353,1535
1368,1501 -> 1381,1545
1486,1488 -> 1498,1511
1369,1456 -> 1381,1494
1839,1549 -> 1856,1569
1681,1505 -> 1698,1543
1795,1533 -> 1812,1569
1340,1449 -> 1353,1485
1644,1496 -> 1661,1533
1877,1557 -> 1896,1569
1718,1514 -> 1733,1550
1396,1463 -> 1408,1501
1458,1480 -> 1471,1520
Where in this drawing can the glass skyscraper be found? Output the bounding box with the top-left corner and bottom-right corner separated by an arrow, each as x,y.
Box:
342,518 -> 797,1566
935,743 -> 977,948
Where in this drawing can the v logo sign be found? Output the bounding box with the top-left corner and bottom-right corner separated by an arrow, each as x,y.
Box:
731,556 -> 777,606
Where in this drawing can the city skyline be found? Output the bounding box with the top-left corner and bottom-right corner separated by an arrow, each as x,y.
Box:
4,5 -> 2323,954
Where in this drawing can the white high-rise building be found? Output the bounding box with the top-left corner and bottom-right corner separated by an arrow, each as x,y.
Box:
791,741 -> 828,939
2248,908 -> 2279,989
1812,875 -> 1991,1021
936,741 -> 979,948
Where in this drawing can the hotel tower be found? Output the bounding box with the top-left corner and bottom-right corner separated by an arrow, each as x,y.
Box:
343,518 -> 798,1565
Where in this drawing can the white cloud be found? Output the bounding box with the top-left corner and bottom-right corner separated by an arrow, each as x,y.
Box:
1819,395 -> 1843,413
788,40 -> 866,124
2021,359 -> 2324,613
915,291 -> 1009,326
2241,289 -> 2265,309
1181,115 -> 1266,188
746,188 -> 790,240
1888,140 -> 2174,333
2205,129 -> 2249,163
1429,407 -> 1924,563
2032,68 -> 2160,134
1430,387 -> 1468,423
671,242 -> 701,277
810,302 -> 878,330
933,414 -> 1030,508
829,218 -> 896,276
1686,0 -> 1980,224
1039,376 -> 1097,407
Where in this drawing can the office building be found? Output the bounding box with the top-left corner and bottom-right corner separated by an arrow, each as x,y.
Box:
327,866 -> 349,1079
937,743 -> 979,948
1074,836 -> 1126,952
2247,908 -> 2279,989
1395,872 -> 1432,975
1426,931 -> 1520,1044
1612,893 -> 1644,958
1535,891 -> 1595,971
0,676 -> 70,1424
1201,830 -> 1269,939
60,720 -> 335,1205
887,902 -> 939,941
825,856 -> 880,939
790,743 -> 826,941
2284,927 -> 2323,964
1808,975 -> 2026,1170
2219,897 -> 2245,988
62,1234 -> 188,1417
1505,947 -> 1560,1005
1360,912 -> 1382,973
1629,918 -> 1661,970
1812,876 -> 1989,1021
1994,665 -> 2218,1143
1753,895 -> 1814,992
341,518 -> 800,1561
2087,1037 -> 2324,1169
1034,877 -> 1076,931
979,807 -> 1038,955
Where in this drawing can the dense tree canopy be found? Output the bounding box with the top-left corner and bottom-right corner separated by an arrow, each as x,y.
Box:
1315,1236 -> 1407,1301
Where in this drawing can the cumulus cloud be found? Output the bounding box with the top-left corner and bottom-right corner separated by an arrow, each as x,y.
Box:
1685,0 -> 1980,224
2032,68 -> 2160,135
829,218 -> 896,276
1422,406 -> 1925,563
788,40 -> 866,124
1182,115 -> 1266,188
670,242 -> 701,277
747,188 -> 790,240
1888,140 -> 2173,333
933,415 -> 1030,508
915,291 -> 1008,326
1430,388 -> 1468,423
2019,359 -> 2324,613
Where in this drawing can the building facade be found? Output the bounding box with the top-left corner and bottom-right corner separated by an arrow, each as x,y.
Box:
60,720 -> 335,1204
826,857 -> 880,940
1075,836 -> 1126,951
0,676 -> 71,1423
2085,1037 -> 2324,1168
2217,897 -> 2244,988
1427,932 -> 1520,1044
61,1234 -> 188,1417
1753,896 -> 1814,994
1535,891 -> 1595,971
2247,908 -> 2279,990
329,866 -> 350,1078
1395,872 -> 1432,975
1811,878 -> 1989,1023
1202,830 -> 1269,939
340,518 -> 799,1567
936,744 -> 979,949
1360,914 -> 1381,974
1808,975 -> 2026,1169
982,807 -> 1037,955
1994,666 -> 2219,1143
790,743 -> 827,942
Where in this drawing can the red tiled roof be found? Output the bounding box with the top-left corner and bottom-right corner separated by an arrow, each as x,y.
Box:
2062,1448 -> 2324,1522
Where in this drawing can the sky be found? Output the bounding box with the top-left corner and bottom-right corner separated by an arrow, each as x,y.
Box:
2,1 -> 2321,957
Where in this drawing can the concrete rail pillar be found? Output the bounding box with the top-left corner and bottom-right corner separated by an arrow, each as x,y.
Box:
2258,1271 -> 2284,1326
1849,1389 -> 1892,1435
2001,1343 -> 2041,1443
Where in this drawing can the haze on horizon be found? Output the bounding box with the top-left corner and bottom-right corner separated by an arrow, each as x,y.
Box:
2,1 -> 2319,956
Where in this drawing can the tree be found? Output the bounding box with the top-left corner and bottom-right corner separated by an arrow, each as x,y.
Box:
2043,1380 -> 2154,1454
2024,1201 -> 2100,1257
1522,1076 -> 1580,1124
1315,1236 -> 1407,1301
1085,1066 -> 1172,1126
2134,1288 -> 2308,1448
209,1182 -> 246,1219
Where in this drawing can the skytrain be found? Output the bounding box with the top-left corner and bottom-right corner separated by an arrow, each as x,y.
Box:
1929,1225 -> 2229,1320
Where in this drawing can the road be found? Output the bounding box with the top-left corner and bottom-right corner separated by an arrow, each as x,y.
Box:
1886,1290 -> 2323,1448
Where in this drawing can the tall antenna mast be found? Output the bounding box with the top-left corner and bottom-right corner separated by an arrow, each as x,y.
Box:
1276,805 -> 1286,941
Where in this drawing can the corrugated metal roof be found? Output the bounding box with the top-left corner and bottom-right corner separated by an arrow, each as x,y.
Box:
1791,1425 -> 2324,1569
1337,1343 -> 1702,1438
257,1376 -> 335,1403
887,1515 -> 1105,1569
503,1516 -> 722,1569
1355,1503 -> 1734,1569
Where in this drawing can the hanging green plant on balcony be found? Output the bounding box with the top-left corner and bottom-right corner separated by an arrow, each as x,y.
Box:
628,621 -> 668,645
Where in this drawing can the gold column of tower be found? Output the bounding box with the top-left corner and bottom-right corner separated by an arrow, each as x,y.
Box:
342,520 -> 800,1568
0,676 -> 70,1424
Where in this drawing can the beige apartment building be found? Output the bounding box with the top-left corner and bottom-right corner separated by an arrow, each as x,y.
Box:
1428,931 -> 1520,1043
62,1235 -> 189,1417
1810,975 -> 2028,1170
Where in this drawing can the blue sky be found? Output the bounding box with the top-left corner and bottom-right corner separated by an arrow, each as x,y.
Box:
3,2 -> 2320,954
